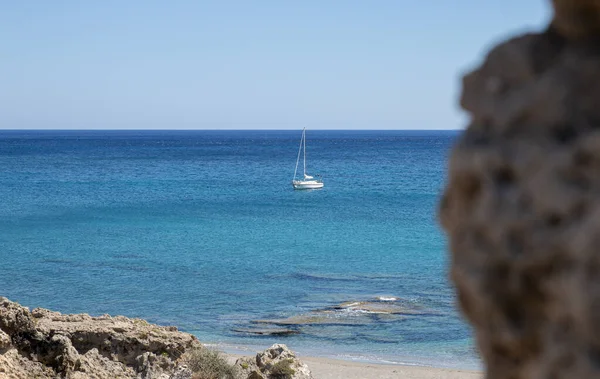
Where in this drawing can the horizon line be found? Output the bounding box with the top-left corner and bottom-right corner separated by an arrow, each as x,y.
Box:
0,128 -> 462,132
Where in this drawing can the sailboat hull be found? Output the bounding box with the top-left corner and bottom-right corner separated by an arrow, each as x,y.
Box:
292,180 -> 324,190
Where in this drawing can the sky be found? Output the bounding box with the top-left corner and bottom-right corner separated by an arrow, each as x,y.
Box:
1,1 -> 551,130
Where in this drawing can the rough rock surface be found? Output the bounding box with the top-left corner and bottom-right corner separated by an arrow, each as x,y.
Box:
236,344 -> 313,379
440,1 -> 600,378
0,297 -> 199,378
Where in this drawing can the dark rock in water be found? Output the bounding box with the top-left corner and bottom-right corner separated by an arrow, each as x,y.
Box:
440,0 -> 600,378
236,344 -> 313,379
233,327 -> 300,336
250,297 -> 436,329
252,314 -> 374,327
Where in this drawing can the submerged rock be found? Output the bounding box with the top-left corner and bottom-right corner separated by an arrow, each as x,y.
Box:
0,297 -> 200,378
252,298 -> 435,329
252,313 -> 374,327
332,300 -> 437,315
236,344 -> 313,379
233,327 -> 300,336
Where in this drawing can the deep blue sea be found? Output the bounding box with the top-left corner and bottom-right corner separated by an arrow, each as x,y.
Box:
0,130 -> 479,369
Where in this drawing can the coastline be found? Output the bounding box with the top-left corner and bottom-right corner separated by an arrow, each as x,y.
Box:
1,296 -> 483,379
227,353 -> 483,379
213,341 -> 481,370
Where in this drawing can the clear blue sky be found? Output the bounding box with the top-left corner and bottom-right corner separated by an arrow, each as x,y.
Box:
1,1 -> 551,130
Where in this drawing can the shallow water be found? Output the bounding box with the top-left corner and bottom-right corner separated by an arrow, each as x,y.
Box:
0,129 -> 480,369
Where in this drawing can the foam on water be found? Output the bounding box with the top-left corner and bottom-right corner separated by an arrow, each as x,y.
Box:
376,296 -> 398,301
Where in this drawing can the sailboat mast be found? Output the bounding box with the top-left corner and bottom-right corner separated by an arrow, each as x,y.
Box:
293,129 -> 303,180
303,128 -> 306,177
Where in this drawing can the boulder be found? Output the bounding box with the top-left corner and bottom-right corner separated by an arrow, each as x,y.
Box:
440,0 -> 600,378
236,344 -> 313,379
551,0 -> 600,40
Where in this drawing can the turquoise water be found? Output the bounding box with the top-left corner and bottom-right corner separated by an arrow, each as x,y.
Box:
0,130 -> 479,369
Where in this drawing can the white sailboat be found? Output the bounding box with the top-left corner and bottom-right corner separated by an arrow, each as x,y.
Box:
292,128 -> 324,190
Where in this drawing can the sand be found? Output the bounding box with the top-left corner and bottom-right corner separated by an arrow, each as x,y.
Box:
302,357 -> 483,379
228,353 -> 482,379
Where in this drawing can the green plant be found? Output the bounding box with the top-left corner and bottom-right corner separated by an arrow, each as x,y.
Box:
269,359 -> 295,379
133,318 -> 149,326
241,362 -> 249,369
184,347 -> 239,379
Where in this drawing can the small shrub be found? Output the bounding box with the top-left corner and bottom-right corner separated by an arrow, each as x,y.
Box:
184,347 -> 239,379
269,359 -> 295,379
241,362 -> 249,369
133,318 -> 149,326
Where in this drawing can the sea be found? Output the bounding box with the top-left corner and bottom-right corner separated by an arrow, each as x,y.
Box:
0,129 -> 480,370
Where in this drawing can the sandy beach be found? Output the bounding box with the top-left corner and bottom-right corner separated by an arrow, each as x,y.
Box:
302,357 -> 482,379
229,354 -> 482,379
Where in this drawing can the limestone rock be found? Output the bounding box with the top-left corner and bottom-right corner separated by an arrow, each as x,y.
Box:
168,364 -> 193,379
0,348 -> 56,378
236,344 -> 313,379
0,297 -> 200,378
440,1 -> 600,378
0,328 -> 10,350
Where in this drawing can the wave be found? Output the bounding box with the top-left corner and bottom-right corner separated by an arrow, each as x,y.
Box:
290,271 -> 409,283
290,272 -> 356,282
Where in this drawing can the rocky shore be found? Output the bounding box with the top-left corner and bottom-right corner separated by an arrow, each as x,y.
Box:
0,297 -> 312,379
